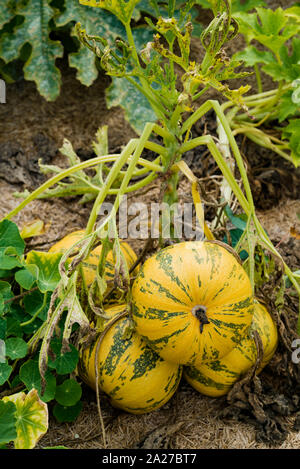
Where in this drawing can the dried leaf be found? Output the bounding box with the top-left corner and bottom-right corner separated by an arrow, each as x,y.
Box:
290,225 -> 300,240
20,219 -> 48,239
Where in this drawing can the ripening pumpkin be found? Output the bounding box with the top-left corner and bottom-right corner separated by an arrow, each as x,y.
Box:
183,302 -> 278,397
78,304 -> 182,414
131,240 -> 255,367
48,230 -> 86,254
48,229 -> 137,287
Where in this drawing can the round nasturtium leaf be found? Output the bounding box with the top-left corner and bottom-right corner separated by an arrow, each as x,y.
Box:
3,389 -> 48,449
19,359 -> 56,403
52,401 -> 83,423
5,337 -> 28,360
55,379 -> 82,407
48,339 -> 79,375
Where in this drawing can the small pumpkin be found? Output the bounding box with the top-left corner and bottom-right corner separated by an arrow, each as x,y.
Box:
131,240 -> 254,367
78,304 -> 182,414
48,230 -> 137,287
183,302 -> 278,397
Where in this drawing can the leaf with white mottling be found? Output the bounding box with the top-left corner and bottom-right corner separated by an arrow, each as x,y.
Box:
0,0 -> 63,101
106,76 -> 157,134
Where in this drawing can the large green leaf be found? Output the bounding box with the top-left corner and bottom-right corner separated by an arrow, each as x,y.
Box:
106,76 -> 157,134
0,0 -> 64,100
3,389 -> 48,449
56,0 -> 125,86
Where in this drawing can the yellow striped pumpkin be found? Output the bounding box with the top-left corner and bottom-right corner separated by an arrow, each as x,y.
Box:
48,229 -> 137,287
78,304 -> 182,414
183,302 -> 278,397
131,240 -> 255,367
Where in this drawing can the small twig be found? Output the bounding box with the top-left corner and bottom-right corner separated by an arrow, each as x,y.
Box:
0,383 -> 25,399
4,286 -> 39,305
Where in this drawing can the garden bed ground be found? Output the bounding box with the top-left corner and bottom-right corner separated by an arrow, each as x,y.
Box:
0,0 -> 300,449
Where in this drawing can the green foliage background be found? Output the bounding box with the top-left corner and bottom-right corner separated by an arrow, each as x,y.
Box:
0,1 -> 203,132
0,1 -> 298,145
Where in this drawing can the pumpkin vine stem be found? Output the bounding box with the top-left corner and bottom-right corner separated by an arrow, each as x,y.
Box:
192,305 -> 210,333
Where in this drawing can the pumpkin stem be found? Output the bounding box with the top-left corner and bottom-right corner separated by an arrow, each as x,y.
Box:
192,305 -> 210,333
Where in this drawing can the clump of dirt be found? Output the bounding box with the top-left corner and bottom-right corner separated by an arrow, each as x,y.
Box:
0,134 -> 57,187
